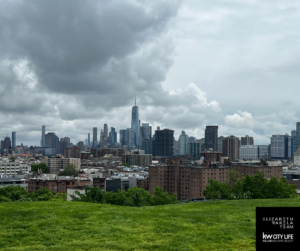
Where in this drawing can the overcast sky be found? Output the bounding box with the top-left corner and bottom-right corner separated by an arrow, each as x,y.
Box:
1,0 -> 300,146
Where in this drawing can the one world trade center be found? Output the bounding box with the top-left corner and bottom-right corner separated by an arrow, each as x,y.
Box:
131,98 -> 139,147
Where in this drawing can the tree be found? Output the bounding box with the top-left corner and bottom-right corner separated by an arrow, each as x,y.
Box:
31,163 -> 50,174
10,157 -> 16,162
151,186 -> 178,205
126,187 -> 153,207
71,186 -> 105,203
29,188 -> 67,201
59,164 -> 79,176
0,185 -> 29,201
203,171 -> 298,200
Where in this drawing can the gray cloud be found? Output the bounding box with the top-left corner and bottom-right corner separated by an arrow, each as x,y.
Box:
2,0 -> 298,146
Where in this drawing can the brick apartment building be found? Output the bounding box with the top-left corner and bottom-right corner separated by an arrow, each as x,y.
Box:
200,150 -> 222,162
27,178 -> 78,193
93,177 -> 106,190
149,158 -> 283,200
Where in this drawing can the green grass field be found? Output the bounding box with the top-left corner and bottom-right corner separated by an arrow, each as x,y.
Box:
1,198 -> 299,251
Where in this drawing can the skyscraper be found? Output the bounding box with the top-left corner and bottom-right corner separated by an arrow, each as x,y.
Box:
189,141 -> 200,158
104,124 -> 108,141
60,137 -> 70,155
120,129 -> 126,146
110,127 -> 117,145
204,126 -> 218,151
41,125 -> 46,147
241,135 -> 254,145
140,123 -> 152,150
45,132 -> 59,155
93,127 -> 97,148
88,133 -> 90,146
12,132 -> 16,149
153,129 -> 174,157
179,131 -> 189,155
125,128 -> 136,149
222,135 -> 240,161
270,134 -> 292,159
100,130 -> 104,145
296,122 -> 300,151
291,130 -> 297,156
131,98 -> 139,147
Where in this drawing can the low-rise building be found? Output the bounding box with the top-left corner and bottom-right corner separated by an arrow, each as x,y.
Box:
26,177 -> 78,193
0,176 -> 28,190
0,162 -> 31,176
294,148 -> 300,165
93,177 -> 106,190
106,178 -> 129,192
128,176 -> 148,190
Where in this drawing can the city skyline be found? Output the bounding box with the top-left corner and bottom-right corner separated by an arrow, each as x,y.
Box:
1,1 -> 300,146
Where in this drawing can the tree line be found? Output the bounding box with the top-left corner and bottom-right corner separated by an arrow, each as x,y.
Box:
0,185 -> 66,202
70,186 -> 178,207
203,170 -> 298,200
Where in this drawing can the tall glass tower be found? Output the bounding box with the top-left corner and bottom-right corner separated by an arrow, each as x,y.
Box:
93,127 -> 97,148
131,98 -> 139,147
41,125 -> 46,147
12,132 -> 16,149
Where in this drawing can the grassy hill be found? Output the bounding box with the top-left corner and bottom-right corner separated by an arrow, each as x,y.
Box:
1,198 -> 300,251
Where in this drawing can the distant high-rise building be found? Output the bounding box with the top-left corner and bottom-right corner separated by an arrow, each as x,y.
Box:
3,137 -> 11,151
131,99 -> 139,147
297,122 -> 300,150
222,135 -> 240,161
140,123 -> 152,150
179,131 -> 189,155
189,141 -> 200,158
241,135 -> 254,145
218,136 -> 224,153
12,132 -> 16,149
41,125 -> 46,147
100,130 -> 105,145
88,133 -> 90,146
270,134 -> 292,159
291,130 -> 297,156
104,124 -> 108,141
153,129 -> 174,157
92,127 -> 97,148
204,126 -> 218,151
60,137 -> 70,155
197,138 -> 205,153
110,127 -> 117,145
120,130 -> 126,146
77,141 -> 85,151
141,138 -> 153,154
125,128 -> 136,149
45,132 -> 59,155
188,136 -> 196,142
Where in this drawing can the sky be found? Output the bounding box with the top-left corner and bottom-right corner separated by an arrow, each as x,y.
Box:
1,0 -> 300,146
